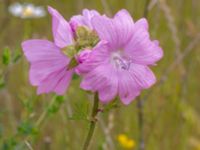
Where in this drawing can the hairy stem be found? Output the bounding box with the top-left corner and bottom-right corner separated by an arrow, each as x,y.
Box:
82,93 -> 99,150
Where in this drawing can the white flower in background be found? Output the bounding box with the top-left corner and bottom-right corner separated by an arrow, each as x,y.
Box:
8,2 -> 46,19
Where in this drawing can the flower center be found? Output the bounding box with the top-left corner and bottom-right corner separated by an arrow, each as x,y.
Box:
23,7 -> 34,17
111,52 -> 131,70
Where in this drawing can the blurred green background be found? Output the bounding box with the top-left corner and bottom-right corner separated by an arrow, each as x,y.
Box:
0,0 -> 200,149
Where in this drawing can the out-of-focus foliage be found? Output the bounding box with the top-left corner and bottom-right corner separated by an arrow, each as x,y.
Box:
0,0 -> 200,150
2,47 -> 11,66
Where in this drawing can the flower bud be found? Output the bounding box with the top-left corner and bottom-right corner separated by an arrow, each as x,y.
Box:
77,49 -> 91,63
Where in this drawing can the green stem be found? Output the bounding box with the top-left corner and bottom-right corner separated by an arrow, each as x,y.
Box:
82,93 -> 99,150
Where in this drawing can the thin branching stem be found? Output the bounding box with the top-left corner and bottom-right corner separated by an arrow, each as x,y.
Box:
35,96 -> 56,127
100,0 -> 112,16
22,96 -> 57,149
140,33 -> 200,106
82,93 -> 99,150
137,96 -> 145,150
137,1 -> 151,150
143,0 -> 150,18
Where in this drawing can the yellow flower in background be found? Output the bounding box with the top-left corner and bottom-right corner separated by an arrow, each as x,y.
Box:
117,134 -> 135,149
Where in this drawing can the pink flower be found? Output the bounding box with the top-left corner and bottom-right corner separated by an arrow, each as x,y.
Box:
75,49 -> 92,75
21,6 -> 75,95
77,49 -> 92,64
79,10 -> 163,105
70,9 -> 100,31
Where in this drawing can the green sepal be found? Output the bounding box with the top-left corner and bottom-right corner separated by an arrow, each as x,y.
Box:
62,45 -> 76,58
67,57 -> 78,70
75,26 -> 100,50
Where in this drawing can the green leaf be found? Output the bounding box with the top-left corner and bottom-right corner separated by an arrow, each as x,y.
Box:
2,47 -> 11,66
17,121 -> 38,136
55,95 -> 65,104
0,76 -> 5,90
1,137 -> 17,150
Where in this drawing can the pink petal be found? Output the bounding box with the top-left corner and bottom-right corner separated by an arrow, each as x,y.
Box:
37,68 -> 73,95
77,41 -> 109,74
70,15 -> 84,31
76,49 -> 92,64
22,40 -> 69,86
79,41 -> 118,102
80,63 -> 118,103
92,15 -> 119,49
82,9 -> 100,19
125,18 -> 163,65
128,64 -> 156,89
92,10 -> 134,49
70,9 -> 100,30
135,18 -> 148,30
48,6 -> 73,48
118,70 -> 141,105
113,9 -> 134,46
98,67 -> 118,103
80,64 -> 110,92
54,70 -> 73,94
22,40 -> 63,62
